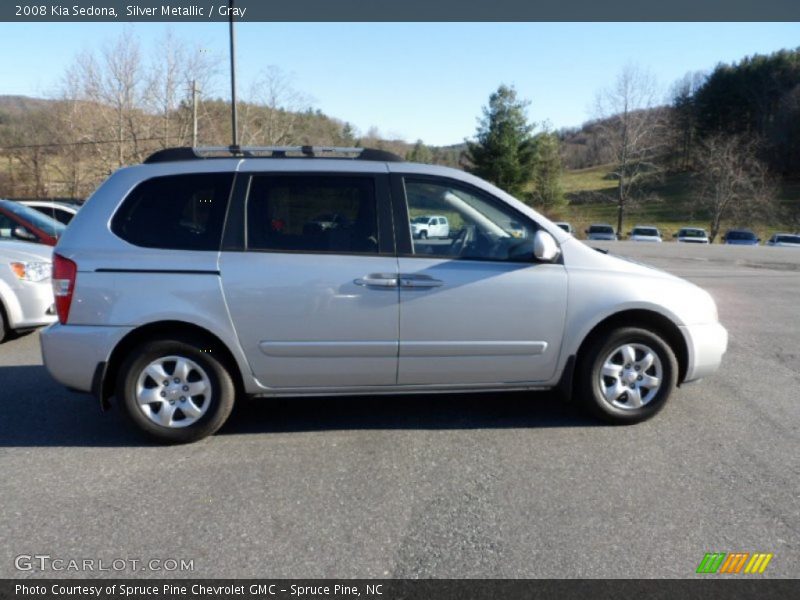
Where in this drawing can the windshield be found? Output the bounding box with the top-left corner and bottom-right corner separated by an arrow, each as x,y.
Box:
556,223 -> 571,232
0,199 -> 66,237
633,228 -> 659,236
589,225 -> 614,234
411,216 -> 431,224
727,230 -> 756,240
776,235 -> 800,244
680,229 -> 706,237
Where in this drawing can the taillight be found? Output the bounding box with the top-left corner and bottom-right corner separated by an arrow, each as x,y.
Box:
52,254 -> 77,324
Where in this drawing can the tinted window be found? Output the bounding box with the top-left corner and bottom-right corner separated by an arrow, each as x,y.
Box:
247,175 -> 379,254
404,178 -> 537,262
589,225 -> 614,234
777,235 -> 800,244
112,174 -> 233,250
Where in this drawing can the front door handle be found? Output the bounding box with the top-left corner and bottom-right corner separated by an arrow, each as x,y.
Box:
354,274 -> 398,288
399,274 -> 444,289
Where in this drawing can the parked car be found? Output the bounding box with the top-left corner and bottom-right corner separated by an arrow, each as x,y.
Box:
722,229 -> 760,246
765,233 -> 800,248
0,240 -> 56,341
628,225 -> 662,243
410,215 -> 449,239
0,199 -> 65,245
554,222 -> 574,234
19,200 -> 79,225
41,146 -> 727,443
585,223 -> 617,241
675,227 -> 710,244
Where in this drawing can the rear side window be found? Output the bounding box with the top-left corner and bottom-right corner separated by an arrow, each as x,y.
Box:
112,174 -> 233,250
246,175 -> 379,254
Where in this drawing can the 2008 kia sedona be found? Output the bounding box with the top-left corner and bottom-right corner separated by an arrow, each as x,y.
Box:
41,146 -> 728,443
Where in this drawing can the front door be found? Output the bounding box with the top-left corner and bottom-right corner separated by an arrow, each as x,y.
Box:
394,176 -> 568,385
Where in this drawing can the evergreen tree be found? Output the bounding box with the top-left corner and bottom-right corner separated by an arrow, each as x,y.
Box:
407,139 -> 433,163
465,85 -> 537,198
530,132 -> 565,212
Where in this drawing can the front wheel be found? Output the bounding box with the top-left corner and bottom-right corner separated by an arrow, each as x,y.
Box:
117,336 -> 236,443
577,327 -> 678,424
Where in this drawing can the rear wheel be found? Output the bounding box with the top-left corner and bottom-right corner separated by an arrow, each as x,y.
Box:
577,326 -> 677,424
0,306 -> 7,343
117,336 -> 236,443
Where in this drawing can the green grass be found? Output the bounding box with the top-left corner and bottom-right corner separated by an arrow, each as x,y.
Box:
550,164 -> 800,240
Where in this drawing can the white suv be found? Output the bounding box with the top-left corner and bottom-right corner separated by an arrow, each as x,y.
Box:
41,146 -> 727,443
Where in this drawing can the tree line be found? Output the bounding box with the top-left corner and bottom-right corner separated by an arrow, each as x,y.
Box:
1,33 -> 797,241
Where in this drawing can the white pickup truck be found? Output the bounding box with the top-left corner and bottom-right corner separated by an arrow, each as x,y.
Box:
410,215 -> 450,239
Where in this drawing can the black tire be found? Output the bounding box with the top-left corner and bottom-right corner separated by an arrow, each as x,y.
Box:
420,230 -> 428,239
577,326 -> 678,424
0,305 -> 7,343
116,335 -> 236,443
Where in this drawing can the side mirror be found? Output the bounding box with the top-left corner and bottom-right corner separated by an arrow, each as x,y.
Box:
12,226 -> 37,242
533,230 -> 560,262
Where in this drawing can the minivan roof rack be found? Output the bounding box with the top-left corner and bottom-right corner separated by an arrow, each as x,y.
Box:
143,146 -> 404,164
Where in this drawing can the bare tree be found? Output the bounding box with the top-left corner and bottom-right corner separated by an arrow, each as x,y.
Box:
594,65 -> 666,234
146,31 -> 221,148
694,135 -> 777,242
240,66 -> 311,145
73,29 -> 146,168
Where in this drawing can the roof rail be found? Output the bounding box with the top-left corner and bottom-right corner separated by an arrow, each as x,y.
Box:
143,146 -> 404,164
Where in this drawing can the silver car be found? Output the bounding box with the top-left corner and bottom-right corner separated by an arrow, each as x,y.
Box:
41,146 -> 728,443
0,240 -> 56,341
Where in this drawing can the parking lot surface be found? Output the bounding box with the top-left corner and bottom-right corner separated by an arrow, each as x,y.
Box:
1,242 -> 798,578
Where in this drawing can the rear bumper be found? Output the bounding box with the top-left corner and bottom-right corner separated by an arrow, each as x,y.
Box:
40,323 -> 132,393
680,322 -> 728,383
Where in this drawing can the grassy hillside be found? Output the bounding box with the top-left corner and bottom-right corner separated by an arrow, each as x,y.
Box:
552,164 -> 800,240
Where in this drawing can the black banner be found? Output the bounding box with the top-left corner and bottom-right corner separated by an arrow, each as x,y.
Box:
1,580 -> 799,600
2,0 -> 800,22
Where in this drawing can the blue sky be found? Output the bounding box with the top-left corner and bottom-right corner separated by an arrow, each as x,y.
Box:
1,22 -> 798,145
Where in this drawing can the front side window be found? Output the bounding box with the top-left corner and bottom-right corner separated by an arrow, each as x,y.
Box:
112,174 -> 233,250
247,175 -> 379,254
404,178 -> 536,261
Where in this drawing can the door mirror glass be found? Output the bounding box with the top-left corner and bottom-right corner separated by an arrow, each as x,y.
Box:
533,230 -> 560,262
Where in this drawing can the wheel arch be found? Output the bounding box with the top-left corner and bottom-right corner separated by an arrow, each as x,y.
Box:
573,309 -> 689,386
101,320 -> 247,408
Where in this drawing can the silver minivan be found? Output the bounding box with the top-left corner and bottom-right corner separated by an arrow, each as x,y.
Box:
41,146 -> 727,443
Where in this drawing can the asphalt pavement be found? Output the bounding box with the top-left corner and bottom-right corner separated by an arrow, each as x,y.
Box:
0,242 -> 798,578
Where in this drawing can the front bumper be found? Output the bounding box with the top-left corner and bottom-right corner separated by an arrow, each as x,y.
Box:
680,321 -> 728,383
40,323 -> 132,393
3,280 -> 56,330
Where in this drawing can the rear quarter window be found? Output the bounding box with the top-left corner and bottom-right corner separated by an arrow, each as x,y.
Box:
111,173 -> 234,250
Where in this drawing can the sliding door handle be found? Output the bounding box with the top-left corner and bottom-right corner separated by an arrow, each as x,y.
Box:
354,274 -> 398,288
